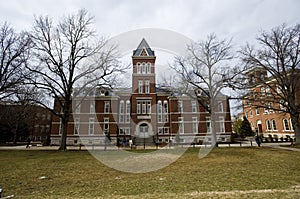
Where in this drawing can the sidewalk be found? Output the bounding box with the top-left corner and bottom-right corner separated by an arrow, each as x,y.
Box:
0,142 -> 299,151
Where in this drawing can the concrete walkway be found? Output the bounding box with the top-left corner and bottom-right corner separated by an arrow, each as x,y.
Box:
0,142 -> 299,151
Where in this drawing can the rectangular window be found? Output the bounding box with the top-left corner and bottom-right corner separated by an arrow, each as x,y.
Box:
178,117 -> 184,134
126,115 -> 130,123
219,117 -> 225,133
178,101 -> 183,113
256,108 -> 260,115
90,101 -> 95,113
104,118 -> 109,133
164,128 -> 169,134
125,128 -> 131,135
126,101 -> 130,113
142,63 -> 146,74
218,102 -> 223,112
158,115 -> 162,123
164,114 -> 168,122
147,101 -> 151,113
137,102 -> 141,114
138,80 -> 143,93
192,117 -> 198,134
206,118 -> 211,133
119,128 -> 124,135
119,115 -> 124,123
74,118 -> 80,135
89,118 -> 94,135
145,80 -> 150,93
158,127 -> 163,134
164,101 -> 168,113
147,63 -> 151,74
192,101 -> 197,113
137,63 -> 141,74
104,101 -> 110,113
142,102 -> 146,114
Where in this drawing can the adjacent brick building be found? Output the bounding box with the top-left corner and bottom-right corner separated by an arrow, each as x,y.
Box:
50,39 -> 232,146
242,68 -> 299,139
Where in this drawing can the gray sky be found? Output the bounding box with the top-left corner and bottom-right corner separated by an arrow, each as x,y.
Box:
1,0 -> 299,44
1,0 -> 299,113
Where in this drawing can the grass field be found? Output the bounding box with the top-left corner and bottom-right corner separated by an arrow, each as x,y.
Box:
1,147 -> 300,198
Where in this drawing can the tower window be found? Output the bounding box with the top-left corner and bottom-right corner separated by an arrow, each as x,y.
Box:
145,80 -> 150,93
138,80 -> 143,93
142,63 -> 146,74
147,63 -> 151,74
137,63 -> 141,74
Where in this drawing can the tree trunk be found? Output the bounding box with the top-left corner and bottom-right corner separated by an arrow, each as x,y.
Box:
291,113 -> 300,146
210,98 -> 217,147
58,101 -> 71,151
58,117 -> 68,151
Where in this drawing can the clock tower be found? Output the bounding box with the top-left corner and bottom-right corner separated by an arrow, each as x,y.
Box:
131,39 -> 157,143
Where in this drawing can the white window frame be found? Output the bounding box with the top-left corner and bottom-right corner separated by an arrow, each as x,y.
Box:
178,117 -> 184,134
218,101 -> 223,112
178,100 -> 183,113
145,80 -> 150,93
192,117 -> 198,134
138,80 -> 143,93
137,63 -> 141,74
104,101 -> 110,113
74,118 -> 80,135
191,101 -> 197,113
89,118 -> 94,135
283,118 -> 290,131
90,101 -> 95,113
104,118 -> 109,133
219,117 -> 225,133
272,119 -> 277,131
206,117 -> 211,133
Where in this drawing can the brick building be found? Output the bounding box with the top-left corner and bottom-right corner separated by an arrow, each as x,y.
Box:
0,102 -> 52,144
242,68 -> 299,139
50,39 -> 232,146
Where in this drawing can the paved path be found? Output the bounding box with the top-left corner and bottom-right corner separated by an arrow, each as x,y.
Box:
0,142 -> 299,151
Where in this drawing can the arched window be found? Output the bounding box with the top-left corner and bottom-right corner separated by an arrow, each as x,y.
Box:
218,101 -> 223,112
272,119 -> 277,130
157,100 -> 162,123
142,62 -> 146,74
119,100 -> 124,123
147,63 -> 151,74
283,119 -> 290,131
137,63 -> 141,74
266,120 -> 271,131
125,100 -> 130,123
163,100 -> 168,113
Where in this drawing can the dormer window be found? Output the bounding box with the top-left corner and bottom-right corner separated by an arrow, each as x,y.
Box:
140,48 -> 148,56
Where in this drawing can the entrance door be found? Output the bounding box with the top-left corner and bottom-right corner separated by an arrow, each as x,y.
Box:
139,123 -> 149,138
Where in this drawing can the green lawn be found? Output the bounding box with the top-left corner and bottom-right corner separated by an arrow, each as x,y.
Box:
1,147 -> 300,198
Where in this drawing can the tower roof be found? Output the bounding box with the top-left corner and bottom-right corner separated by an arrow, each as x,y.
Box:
133,38 -> 155,57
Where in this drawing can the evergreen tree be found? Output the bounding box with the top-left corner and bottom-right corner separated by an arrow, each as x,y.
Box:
240,116 -> 254,137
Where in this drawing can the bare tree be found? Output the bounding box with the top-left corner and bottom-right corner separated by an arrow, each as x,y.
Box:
240,24 -> 300,145
28,9 -> 126,151
0,22 -> 32,100
171,34 -> 234,146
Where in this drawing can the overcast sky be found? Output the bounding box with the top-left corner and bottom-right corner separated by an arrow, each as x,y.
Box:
1,0 -> 299,113
1,0 -> 299,43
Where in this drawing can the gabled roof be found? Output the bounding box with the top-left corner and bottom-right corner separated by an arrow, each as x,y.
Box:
133,38 -> 155,57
